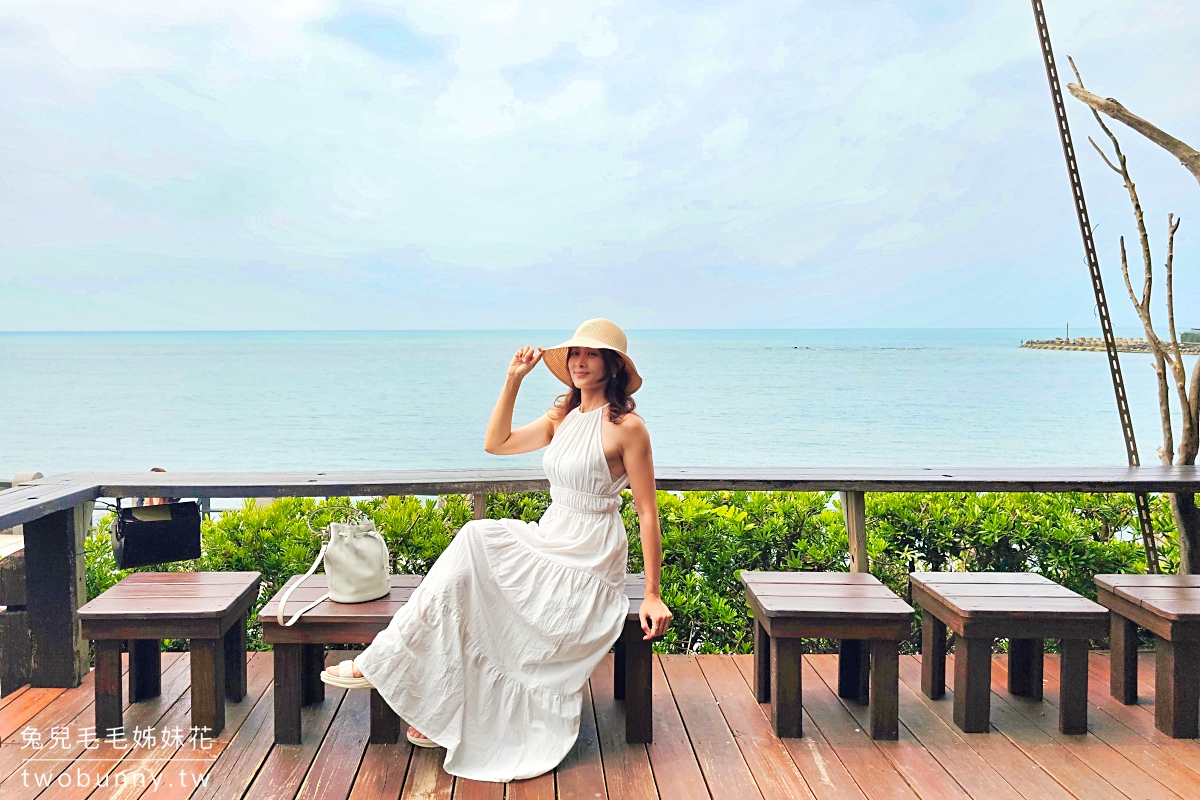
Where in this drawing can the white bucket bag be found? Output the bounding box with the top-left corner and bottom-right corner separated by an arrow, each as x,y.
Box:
276,507 -> 392,627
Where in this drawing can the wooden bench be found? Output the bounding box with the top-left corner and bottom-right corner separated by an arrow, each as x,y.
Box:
911,572 -> 1108,735
78,571 -> 261,738
740,570 -> 914,740
258,572 -> 656,745
1096,574 -> 1200,737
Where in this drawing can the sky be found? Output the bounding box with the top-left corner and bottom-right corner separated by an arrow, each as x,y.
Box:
1,0 -> 1197,330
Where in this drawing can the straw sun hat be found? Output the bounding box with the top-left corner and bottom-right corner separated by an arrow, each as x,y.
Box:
542,318 -> 643,394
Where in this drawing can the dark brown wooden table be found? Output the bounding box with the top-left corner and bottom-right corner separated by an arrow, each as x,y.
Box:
79,571 -> 261,738
258,572 -> 657,745
911,572 -> 1108,735
1095,574 -> 1200,738
740,570 -> 914,740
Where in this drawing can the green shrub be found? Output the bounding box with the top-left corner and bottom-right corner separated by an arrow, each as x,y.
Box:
84,491 -> 1170,656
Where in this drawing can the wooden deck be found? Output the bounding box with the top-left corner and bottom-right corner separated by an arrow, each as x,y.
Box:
1,649 -> 1197,799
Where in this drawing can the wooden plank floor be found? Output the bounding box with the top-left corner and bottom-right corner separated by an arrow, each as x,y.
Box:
2,650 -> 1196,799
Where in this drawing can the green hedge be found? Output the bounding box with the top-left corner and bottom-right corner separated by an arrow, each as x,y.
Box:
85,491 -> 1171,656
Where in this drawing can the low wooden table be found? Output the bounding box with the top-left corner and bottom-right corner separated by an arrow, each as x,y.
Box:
1095,574 -> 1200,737
259,572 -> 657,745
740,571 -> 914,740
79,571 -> 261,738
911,572 -> 1108,735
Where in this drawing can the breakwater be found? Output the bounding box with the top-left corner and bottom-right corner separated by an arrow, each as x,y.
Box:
1022,336 -> 1200,354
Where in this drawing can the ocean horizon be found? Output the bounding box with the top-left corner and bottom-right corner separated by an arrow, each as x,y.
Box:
0,328 -> 1179,481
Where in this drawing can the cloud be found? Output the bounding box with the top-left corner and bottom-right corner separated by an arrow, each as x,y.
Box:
322,8 -> 448,64
701,111 -> 748,159
0,0 -> 1197,330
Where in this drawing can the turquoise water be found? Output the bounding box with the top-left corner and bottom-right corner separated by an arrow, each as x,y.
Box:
0,329 -> 1181,479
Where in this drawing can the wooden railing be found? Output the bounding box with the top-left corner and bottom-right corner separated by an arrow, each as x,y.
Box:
3,466 -> 1200,690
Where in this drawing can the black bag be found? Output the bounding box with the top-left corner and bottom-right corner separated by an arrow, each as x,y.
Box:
110,501 -> 202,569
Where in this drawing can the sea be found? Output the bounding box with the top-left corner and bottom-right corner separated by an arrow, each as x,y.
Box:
0,329 -> 1184,481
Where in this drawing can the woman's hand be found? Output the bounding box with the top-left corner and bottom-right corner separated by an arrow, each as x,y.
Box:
639,596 -> 673,641
507,345 -> 544,381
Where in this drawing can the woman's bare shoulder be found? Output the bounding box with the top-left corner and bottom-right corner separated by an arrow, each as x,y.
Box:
612,411 -> 648,438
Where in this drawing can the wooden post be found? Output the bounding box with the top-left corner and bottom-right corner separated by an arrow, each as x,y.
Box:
370,689 -> 401,744
754,618 -> 771,703
838,639 -> 869,702
224,613 -> 249,702
129,639 -> 161,701
840,490 -> 869,688
273,643 -> 303,744
472,492 -> 486,520
953,637 -> 992,733
23,504 -> 92,688
870,639 -> 900,740
1110,615 -> 1139,704
190,636 -> 226,736
1155,636 -> 1200,738
1058,638 -> 1089,735
921,612 -> 946,700
1008,638 -> 1044,700
770,637 -> 803,737
0,549 -> 31,696
621,620 -> 653,744
301,642 -> 325,705
94,639 -> 124,738
840,490 -> 867,573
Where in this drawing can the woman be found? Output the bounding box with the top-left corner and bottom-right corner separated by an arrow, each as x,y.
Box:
320,318 -> 672,782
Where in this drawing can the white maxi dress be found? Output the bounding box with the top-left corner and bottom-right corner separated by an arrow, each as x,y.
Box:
355,403 -> 631,782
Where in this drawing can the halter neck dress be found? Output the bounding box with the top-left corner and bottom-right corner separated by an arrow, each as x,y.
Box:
354,403 -> 631,782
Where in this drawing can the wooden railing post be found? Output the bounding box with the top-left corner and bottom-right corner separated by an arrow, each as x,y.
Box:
23,503 -> 92,687
841,490 -> 868,573
838,489 -> 871,702
472,492 -> 486,520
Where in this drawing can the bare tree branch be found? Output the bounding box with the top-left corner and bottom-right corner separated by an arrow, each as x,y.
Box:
1166,214 -> 1198,464
1067,83 -> 1200,188
1127,160 -> 1156,316
1119,236 -> 1140,313
1088,136 -> 1123,174
1074,56 -> 1155,314
1167,214 -> 1181,352
1156,350 -> 1175,465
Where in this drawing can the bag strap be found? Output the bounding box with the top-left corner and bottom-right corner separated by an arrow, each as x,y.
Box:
305,506 -> 370,536
276,543 -> 332,627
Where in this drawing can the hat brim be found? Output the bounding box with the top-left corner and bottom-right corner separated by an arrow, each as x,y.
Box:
542,337 -> 642,394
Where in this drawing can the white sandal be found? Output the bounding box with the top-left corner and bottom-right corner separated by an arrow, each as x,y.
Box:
320,659 -> 373,689
407,726 -> 439,748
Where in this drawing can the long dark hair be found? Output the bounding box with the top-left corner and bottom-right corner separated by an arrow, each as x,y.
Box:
551,348 -> 636,424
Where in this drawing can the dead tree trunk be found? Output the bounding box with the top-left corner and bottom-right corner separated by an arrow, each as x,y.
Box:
1171,494 -> 1200,573
1070,62 -> 1200,573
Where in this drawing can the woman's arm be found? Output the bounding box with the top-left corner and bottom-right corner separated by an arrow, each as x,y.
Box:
622,417 -> 672,640
484,346 -> 555,455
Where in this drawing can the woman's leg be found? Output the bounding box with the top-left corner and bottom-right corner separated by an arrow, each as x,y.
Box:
321,659 -> 433,741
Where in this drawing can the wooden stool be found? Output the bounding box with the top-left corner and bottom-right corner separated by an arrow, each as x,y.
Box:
1096,574 -> 1200,737
258,572 -> 656,745
911,572 -> 1108,735
79,571 -> 261,738
740,570 -> 913,740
